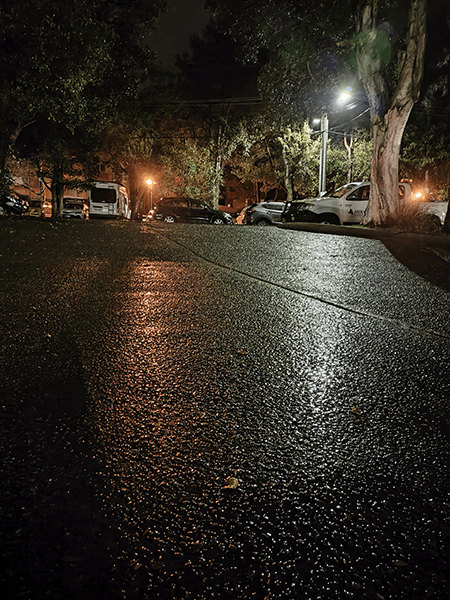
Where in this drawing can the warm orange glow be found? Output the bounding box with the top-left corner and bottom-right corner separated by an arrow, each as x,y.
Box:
146,179 -> 154,186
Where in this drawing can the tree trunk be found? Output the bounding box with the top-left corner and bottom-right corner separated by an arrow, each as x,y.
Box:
344,134 -> 353,183
212,152 -> 222,209
209,121 -> 223,210
126,162 -> 146,219
281,139 -> 294,202
0,121 -> 24,193
50,159 -> 65,219
355,0 -> 427,226
365,103 -> 414,224
51,180 -> 64,219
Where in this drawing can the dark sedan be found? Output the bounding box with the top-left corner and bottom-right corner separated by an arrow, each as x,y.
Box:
148,197 -> 233,225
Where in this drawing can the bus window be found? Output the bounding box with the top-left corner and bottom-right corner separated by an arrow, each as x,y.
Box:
91,188 -> 116,203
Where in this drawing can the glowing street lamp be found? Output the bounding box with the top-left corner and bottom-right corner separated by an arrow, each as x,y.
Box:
314,88 -> 353,197
337,87 -> 352,106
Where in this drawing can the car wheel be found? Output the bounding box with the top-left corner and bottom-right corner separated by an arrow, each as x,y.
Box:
256,219 -> 270,226
163,214 -> 177,223
318,214 -> 340,225
211,217 -> 225,225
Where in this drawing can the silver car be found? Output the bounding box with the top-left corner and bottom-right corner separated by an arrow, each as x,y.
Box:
243,201 -> 287,226
63,198 -> 88,219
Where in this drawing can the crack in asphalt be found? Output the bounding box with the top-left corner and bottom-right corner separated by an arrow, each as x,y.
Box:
153,228 -> 450,342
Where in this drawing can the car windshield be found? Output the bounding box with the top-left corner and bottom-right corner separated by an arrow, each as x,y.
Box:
328,183 -> 360,198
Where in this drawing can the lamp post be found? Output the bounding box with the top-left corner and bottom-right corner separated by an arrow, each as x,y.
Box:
314,88 -> 353,197
318,113 -> 329,197
145,178 -> 154,215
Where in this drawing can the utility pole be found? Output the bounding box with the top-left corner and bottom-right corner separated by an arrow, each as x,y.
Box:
319,113 -> 328,196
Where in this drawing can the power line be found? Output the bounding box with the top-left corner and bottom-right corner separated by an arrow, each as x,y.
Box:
330,108 -> 370,130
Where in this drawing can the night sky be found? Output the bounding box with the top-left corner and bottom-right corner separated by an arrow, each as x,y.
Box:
150,0 -> 211,69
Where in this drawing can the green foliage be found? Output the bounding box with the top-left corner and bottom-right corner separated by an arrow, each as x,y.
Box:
349,130 -> 373,181
400,125 -> 450,197
0,0 -> 167,191
401,126 -> 450,170
207,0 -> 354,119
160,136 -> 216,200
1,1 -> 111,130
278,123 -> 321,195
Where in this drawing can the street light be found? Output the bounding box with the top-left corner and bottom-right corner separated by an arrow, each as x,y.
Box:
314,88 -> 353,197
312,114 -> 329,197
318,113 -> 329,197
337,87 -> 352,106
145,178 -> 154,213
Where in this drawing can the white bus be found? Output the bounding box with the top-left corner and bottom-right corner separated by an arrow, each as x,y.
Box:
89,181 -> 131,219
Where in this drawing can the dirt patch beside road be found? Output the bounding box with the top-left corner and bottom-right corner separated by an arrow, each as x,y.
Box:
381,234 -> 450,293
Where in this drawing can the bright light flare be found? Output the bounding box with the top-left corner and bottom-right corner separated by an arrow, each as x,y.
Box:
337,87 -> 352,106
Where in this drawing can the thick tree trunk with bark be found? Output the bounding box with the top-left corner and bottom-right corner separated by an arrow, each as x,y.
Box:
50,158 -> 65,219
51,180 -> 64,219
368,104 -> 415,223
354,0 -> 427,226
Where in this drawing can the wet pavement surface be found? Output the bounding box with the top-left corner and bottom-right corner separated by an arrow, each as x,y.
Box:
1,220 -> 450,599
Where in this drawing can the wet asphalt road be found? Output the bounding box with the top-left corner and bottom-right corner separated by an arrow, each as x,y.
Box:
2,220 -> 450,599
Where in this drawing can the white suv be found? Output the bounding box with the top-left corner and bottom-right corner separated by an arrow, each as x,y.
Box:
281,182 -> 447,226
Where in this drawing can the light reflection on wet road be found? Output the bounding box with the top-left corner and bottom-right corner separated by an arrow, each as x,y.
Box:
82,224 -> 450,599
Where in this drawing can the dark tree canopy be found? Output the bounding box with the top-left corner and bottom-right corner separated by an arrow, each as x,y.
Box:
207,0 -> 356,119
0,0 -> 167,193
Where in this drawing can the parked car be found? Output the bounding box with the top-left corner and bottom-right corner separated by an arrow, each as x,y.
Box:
149,197 -> 233,224
24,199 -> 52,218
42,201 -> 52,218
0,193 -> 28,216
235,206 -> 253,225
24,199 -> 45,218
281,182 -> 447,226
63,198 -> 88,219
243,201 -> 287,226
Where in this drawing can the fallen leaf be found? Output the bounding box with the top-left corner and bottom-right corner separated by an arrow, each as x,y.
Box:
222,476 -> 239,489
393,560 -> 408,567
